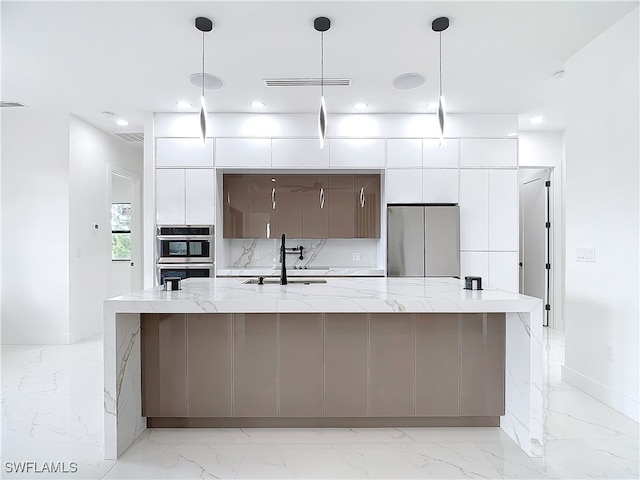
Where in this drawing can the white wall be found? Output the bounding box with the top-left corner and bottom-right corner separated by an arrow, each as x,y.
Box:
563,8 -> 639,421
68,116 -> 142,343
0,112 -> 142,344
1,111 -> 71,343
519,131 -> 565,329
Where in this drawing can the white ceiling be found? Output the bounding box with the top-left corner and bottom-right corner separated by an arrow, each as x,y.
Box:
2,1 -> 638,136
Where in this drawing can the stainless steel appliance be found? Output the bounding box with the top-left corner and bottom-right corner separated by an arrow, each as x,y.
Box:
387,205 -> 460,277
156,225 -> 214,284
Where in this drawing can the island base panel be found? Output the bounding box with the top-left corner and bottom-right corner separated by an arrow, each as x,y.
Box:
147,417 -> 500,428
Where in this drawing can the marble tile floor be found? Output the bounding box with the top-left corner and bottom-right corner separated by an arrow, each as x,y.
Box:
1,329 -> 638,479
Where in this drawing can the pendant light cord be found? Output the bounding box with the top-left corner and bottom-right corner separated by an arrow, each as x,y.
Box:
321,31 -> 324,98
202,32 -> 205,98
439,31 -> 443,97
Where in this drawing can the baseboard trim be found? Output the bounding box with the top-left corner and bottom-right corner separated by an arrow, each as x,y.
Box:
561,365 -> 639,422
147,416 -> 500,428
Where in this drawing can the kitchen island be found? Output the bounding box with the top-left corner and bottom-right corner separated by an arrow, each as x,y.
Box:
104,277 -> 543,459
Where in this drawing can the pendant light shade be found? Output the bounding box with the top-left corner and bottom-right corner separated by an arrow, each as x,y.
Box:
432,16 -> 449,145
314,17 -> 331,149
195,16 -> 213,143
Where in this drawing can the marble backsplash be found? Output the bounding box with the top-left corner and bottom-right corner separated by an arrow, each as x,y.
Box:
222,238 -> 380,269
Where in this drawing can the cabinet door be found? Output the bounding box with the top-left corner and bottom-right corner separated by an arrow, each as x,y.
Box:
459,169 -> 489,250
272,139 -> 330,168
324,314 -> 368,416
386,169 -> 422,204
354,175 -> 380,238
186,314 -> 232,416
215,139 -> 271,167
489,169 -> 518,251
489,252 -> 519,292
369,314 -> 415,416
423,139 -> 459,167
185,169 -> 215,225
415,314 -> 459,416
156,169 -> 185,225
302,175 -> 329,238
387,139 -> 422,168
327,175 -> 354,238
223,174 -> 250,238
460,139 -> 517,167
274,175 -> 302,238
233,314 -> 278,417
156,138 -> 214,167
330,139 -> 385,168
141,313 -> 187,417
249,175 -> 276,239
279,314 -> 324,417
459,313 -> 505,416
422,169 -> 459,204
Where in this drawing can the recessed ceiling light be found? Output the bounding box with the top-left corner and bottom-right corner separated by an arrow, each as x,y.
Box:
354,102 -> 367,110
530,116 -> 544,124
251,100 -> 265,109
116,119 -> 129,126
102,111 -> 114,118
507,132 -> 518,137
189,73 -> 224,90
177,100 -> 192,109
551,70 -> 565,80
392,73 -> 426,90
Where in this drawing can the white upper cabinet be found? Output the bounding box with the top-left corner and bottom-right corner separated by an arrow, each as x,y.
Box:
215,138 -> 271,167
422,169 -> 459,204
386,139 -> 422,168
272,139 -> 330,168
156,169 -> 185,225
488,169 -> 518,251
423,139 -> 459,167
156,138 -> 214,167
185,169 -> 215,225
330,139 -> 385,168
156,169 -> 215,225
459,169 -> 489,250
386,169 -> 422,203
460,139 -> 517,167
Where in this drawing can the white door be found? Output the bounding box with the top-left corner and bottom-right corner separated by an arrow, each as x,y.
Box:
519,169 -> 550,325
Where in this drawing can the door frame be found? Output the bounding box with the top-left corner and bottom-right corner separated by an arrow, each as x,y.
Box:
519,167 -> 556,327
110,166 -> 143,293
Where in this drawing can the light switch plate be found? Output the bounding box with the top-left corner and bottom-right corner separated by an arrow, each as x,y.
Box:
352,252 -> 361,261
576,247 -> 595,262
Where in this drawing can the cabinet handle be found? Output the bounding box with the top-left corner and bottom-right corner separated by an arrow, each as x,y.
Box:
271,188 -> 276,210
360,187 -> 365,208
266,222 -> 271,239
320,188 -> 325,209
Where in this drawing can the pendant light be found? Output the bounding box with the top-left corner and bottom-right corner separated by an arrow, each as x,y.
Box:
432,16 -> 449,146
314,17 -> 331,149
195,16 -> 213,144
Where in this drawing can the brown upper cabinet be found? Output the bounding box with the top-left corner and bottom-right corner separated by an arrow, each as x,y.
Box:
222,173 -> 380,239
354,174 -> 381,238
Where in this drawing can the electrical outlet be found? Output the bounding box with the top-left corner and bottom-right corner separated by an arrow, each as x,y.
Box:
253,251 -> 260,260
352,252 -> 361,261
576,248 -> 595,262
605,344 -> 614,361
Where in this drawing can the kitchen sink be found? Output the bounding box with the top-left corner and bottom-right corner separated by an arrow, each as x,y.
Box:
243,278 -> 327,285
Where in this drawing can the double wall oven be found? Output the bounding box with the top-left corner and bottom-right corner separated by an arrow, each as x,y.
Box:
156,225 -> 214,284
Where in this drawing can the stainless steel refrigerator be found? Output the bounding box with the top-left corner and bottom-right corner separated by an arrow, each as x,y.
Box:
387,205 -> 460,277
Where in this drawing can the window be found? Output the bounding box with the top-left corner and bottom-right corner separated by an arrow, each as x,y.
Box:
111,203 -> 132,261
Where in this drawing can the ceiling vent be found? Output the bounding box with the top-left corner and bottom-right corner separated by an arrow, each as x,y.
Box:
111,132 -> 144,143
0,101 -> 27,108
264,78 -> 351,87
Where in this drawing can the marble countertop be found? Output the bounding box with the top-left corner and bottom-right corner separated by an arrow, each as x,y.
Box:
104,277 -> 540,314
216,267 -> 385,277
